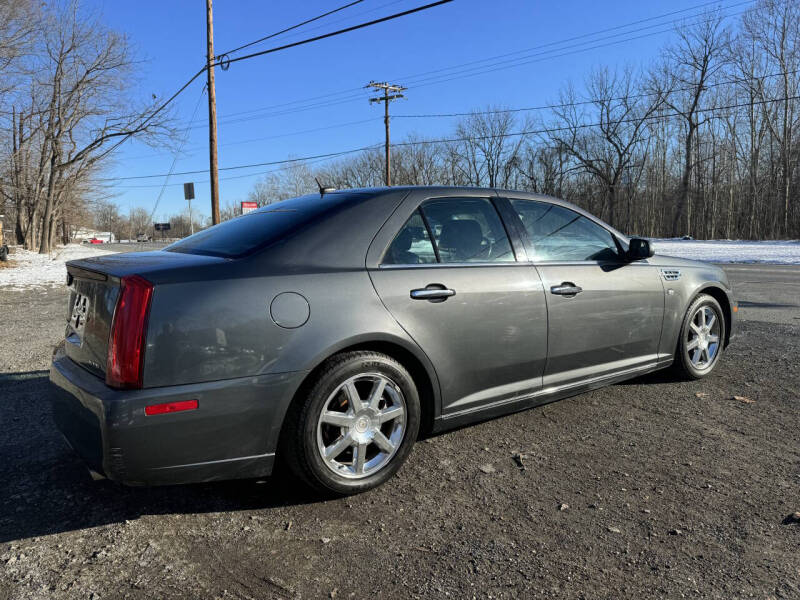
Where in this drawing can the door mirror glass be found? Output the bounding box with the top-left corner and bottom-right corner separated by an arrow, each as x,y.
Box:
626,237 -> 655,260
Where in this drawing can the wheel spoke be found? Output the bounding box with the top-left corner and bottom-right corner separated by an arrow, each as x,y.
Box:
708,334 -> 719,344
699,308 -> 707,327
687,338 -> 699,350
320,411 -> 353,427
344,381 -> 364,412
325,431 -> 354,459
706,313 -> 716,329
378,405 -> 404,424
368,378 -> 387,410
700,348 -> 709,364
690,348 -> 701,365
373,431 -> 395,454
690,323 -> 702,335
353,442 -> 367,474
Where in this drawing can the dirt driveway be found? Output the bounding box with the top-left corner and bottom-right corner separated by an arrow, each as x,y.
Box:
0,266 -> 798,599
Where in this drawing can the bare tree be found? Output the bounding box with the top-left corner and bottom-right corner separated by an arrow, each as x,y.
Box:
741,0 -> 800,236
548,68 -> 662,227
451,107 -> 528,188
1,1 -> 172,253
653,12 -> 730,236
0,0 -> 37,101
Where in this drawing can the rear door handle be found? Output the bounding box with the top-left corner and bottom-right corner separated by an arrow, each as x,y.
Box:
550,282 -> 583,296
410,285 -> 456,301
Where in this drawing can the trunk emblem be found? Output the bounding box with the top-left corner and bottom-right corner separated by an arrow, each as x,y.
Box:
70,294 -> 90,335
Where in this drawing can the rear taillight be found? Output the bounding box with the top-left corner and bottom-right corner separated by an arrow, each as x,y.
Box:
106,275 -> 153,389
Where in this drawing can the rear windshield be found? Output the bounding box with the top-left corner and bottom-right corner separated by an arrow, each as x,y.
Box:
165,194 -> 348,258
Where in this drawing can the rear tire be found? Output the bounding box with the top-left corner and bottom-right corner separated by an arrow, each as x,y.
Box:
673,294 -> 726,380
280,351 -> 420,496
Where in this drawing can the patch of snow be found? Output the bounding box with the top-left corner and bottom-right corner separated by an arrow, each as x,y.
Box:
652,239 -> 800,265
0,244 -> 115,291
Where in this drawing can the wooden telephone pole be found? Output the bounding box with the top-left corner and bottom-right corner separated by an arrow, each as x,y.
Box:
206,0 -> 221,225
367,81 -> 406,186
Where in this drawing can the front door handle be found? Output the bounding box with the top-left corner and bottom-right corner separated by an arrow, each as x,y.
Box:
550,282 -> 583,296
410,284 -> 456,302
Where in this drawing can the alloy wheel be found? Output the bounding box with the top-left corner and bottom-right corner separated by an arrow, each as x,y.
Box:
686,304 -> 721,370
316,373 -> 407,479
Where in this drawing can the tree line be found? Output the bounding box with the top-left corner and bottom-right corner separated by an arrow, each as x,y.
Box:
0,0 -> 170,253
246,1 -> 799,240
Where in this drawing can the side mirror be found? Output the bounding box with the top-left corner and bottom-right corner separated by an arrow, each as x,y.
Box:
626,237 -> 655,260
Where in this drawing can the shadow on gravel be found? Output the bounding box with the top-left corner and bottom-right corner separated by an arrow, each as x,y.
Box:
614,368 -> 679,385
0,373 -> 316,544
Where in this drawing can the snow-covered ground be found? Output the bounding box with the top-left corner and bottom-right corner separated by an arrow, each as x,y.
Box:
0,244 -> 115,291
652,239 -> 800,265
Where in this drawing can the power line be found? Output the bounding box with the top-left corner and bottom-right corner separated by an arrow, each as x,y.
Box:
124,117 -> 379,161
94,67 -> 207,163
171,3 -> 747,131
398,7 -> 750,91
114,151 -> 376,189
178,0 -> 748,127
94,0 -> 454,163
100,93 -> 800,183
148,85 -> 208,222
210,0 -> 455,70
393,68 -> 800,119
218,0 -> 365,57
395,0 -> 750,87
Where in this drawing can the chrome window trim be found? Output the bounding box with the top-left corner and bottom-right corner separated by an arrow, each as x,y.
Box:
378,258 -> 650,269
378,261 -> 528,270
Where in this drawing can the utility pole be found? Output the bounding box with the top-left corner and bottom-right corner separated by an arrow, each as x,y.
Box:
205,0 -> 221,225
367,81 -> 406,186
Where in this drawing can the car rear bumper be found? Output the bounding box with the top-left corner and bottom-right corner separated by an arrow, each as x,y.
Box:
49,345 -> 308,485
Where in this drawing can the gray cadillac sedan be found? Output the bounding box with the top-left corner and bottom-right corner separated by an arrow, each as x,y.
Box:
50,186 -> 735,495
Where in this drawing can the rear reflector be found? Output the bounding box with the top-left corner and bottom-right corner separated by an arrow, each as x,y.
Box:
106,275 -> 154,389
145,399 -> 199,416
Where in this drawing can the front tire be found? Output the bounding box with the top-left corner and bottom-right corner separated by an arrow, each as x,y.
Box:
673,294 -> 726,380
281,351 -> 420,496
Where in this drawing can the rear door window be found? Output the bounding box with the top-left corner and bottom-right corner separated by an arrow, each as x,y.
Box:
382,210 -> 437,265
381,197 -> 516,265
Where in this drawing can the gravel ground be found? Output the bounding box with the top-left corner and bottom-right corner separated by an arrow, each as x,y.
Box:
0,263 -> 798,599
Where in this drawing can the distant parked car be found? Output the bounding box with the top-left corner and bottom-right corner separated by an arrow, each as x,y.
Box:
50,186 -> 736,496
136,233 -> 150,242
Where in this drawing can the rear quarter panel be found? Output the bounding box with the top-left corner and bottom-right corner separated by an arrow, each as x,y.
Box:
142,270 -> 429,388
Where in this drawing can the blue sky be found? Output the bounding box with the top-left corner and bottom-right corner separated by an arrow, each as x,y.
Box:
89,0 -> 745,222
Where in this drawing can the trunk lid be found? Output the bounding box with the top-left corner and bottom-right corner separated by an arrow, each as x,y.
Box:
63,250 -> 229,379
